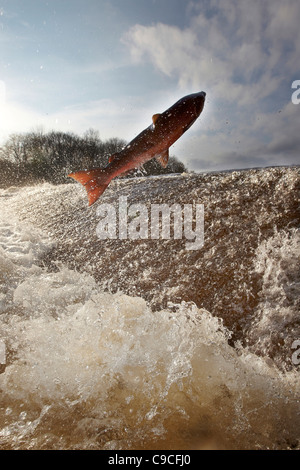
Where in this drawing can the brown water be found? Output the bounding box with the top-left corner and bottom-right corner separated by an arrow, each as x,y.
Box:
0,167 -> 299,449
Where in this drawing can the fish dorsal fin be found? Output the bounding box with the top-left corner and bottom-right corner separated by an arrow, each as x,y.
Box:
152,113 -> 161,126
108,153 -> 117,163
156,148 -> 169,168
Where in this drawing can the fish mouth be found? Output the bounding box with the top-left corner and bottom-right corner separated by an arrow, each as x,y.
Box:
194,91 -> 206,115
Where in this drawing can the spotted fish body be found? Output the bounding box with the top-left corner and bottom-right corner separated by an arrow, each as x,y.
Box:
69,91 -> 206,206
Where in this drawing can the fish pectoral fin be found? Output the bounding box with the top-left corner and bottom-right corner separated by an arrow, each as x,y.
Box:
156,149 -> 169,168
152,113 -> 161,127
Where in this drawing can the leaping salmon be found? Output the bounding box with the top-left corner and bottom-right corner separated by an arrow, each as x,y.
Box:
68,91 -> 206,206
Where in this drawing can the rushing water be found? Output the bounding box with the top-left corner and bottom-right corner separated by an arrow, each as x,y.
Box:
0,167 -> 299,449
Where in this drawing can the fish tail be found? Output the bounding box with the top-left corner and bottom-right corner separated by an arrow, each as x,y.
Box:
68,168 -> 112,206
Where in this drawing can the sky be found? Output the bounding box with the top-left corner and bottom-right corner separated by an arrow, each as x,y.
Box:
0,0 -> 299,172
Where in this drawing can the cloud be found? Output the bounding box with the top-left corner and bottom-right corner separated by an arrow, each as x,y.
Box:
122,0 -> 300,170
0,100 -> 41,142
0,92 -> 163,145
1,1 -> 299,172
123,0 -> 299,104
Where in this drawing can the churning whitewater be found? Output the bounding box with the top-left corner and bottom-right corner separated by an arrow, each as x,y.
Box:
0,167 -> 299,450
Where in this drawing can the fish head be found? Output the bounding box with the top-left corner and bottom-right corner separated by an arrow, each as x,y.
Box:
172,91 -> 206,134
193,91 -> 206,117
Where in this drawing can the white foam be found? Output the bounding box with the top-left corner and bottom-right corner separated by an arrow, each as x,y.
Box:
0,181 -> 299,450
0,262 -> 299,449
249,228 -> 300,365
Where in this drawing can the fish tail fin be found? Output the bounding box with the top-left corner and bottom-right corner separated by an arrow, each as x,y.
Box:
68,168 -> 112,206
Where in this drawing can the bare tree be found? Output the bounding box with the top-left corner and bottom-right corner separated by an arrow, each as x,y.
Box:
0,129 -> 186,186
